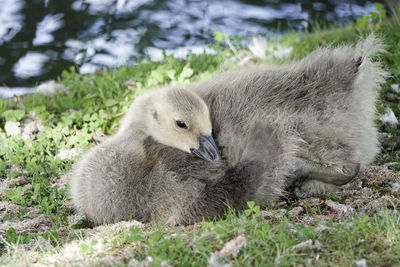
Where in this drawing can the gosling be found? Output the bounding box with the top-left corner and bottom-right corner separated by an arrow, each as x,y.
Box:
69,87 -> 293,225
191,35 -> 388,199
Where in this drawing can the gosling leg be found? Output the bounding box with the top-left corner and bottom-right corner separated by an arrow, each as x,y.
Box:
294,157 -> 360,186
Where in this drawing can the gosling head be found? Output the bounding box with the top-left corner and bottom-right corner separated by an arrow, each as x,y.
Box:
144,87 -> 221,163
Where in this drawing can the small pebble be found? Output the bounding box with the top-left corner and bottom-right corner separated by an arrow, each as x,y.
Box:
380,107 -> 398,127
212,235 -> 247,259
391,84 -> 399,94
261,210 -> 274,219
123,80 -> 137,90
314,224 -> 331,233
290,239 -> 324,253
272,209 -> 287,219
36,80 -> 69,95
325,200 -> 354,216
391,182 -> 400,195
354,259 -> 367,267
5,121 -> 21,137
288,206 -> 304,217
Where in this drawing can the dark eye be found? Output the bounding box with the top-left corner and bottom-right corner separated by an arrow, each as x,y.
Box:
176,120 -> 188,129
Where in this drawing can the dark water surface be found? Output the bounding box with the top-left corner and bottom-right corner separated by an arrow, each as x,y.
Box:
0,0 -> 382,93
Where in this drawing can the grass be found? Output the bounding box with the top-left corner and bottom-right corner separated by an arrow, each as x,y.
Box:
3,209 -> 400,266
1,3 -> 400,266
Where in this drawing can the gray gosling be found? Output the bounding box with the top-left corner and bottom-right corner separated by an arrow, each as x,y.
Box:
192,34 -> 388,199
69,87 -> 291,225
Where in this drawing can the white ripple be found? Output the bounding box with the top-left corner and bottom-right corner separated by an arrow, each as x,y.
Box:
0,0 -> 25,45
146,45 -> 217,61
0,87 -> 35,98
13,52 -> 50,79
63,28 -> 141,74
72,0 -> 151,15
33,13 -> 64,46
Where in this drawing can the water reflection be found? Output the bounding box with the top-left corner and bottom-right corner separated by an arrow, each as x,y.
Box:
72,0 -> 151,15
33,14 -> 64,46
0,0 -> 383,96
64,28 -> 142,74
13,52 -> 50,79
0,0 -> 24,45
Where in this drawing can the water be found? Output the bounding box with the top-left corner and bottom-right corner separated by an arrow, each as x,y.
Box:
0,0 -> 382,95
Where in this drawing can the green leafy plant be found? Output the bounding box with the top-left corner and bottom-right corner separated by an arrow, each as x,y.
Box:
80,239 -> 98,255
213,30 -> 241,59
354,3 -> 386,35
244,201 -> 261,217
2,109 -> 25,121
125,227 -> 144,243
5,187 -> 28,206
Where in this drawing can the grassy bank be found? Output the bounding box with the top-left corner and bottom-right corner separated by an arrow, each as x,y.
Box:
1,4 -> 400,266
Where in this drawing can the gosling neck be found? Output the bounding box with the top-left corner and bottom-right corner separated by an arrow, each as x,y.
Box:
116,93 -> 152,139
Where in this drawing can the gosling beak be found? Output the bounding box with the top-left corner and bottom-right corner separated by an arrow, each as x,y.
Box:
190,135 -> 221,163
